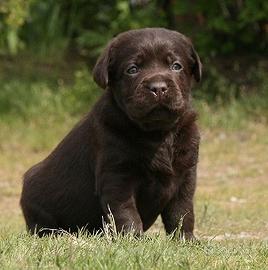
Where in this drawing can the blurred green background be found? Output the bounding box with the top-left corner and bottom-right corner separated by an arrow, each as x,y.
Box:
0,0 -> 267,149
0,0 -> 267,174
0,0 -> 267,104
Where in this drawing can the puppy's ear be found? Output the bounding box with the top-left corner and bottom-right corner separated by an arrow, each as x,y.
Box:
93,39 -> 115,89
191,46 -> 202,82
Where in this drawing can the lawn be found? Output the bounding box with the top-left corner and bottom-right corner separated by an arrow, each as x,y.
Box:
0,57 -> 267,269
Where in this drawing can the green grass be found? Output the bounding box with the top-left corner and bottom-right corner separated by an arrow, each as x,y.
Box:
0,58 -> 267,269
0,231 -> 267,270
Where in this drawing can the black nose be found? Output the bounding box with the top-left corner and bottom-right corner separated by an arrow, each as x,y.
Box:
148,81 -> 168,96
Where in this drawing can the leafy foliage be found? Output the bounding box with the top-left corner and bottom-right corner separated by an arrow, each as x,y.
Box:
0,0 -> 267,57
174,0 -> 268,55
0,0 -> 32,54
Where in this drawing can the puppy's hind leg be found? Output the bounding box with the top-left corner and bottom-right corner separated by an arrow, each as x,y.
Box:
21,203 -> 58,237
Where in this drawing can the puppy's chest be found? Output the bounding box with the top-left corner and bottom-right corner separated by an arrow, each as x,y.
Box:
138,172 -> 177,201
144,135 -> 175,176
137,130 -> 198,199
136,173 -> 177,222
143,133 -> 197,177
138,141 -> 179,206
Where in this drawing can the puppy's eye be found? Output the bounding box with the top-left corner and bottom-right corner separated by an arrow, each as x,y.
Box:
171,62 -> 182,71
126,65 -> 139,75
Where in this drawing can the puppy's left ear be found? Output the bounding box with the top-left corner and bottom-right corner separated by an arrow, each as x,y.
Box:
93,39 -> 115,89
191,46 -> 202,82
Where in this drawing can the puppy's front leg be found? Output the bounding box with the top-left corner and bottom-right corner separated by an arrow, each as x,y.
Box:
98,175 -> 143,235
161,167 -> 197,240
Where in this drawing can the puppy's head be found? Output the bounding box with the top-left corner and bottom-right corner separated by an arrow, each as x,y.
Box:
93,28 -> 202,131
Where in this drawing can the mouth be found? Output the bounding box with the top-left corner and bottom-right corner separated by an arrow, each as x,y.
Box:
146,106 -> 174,120
134,106 -> 180,131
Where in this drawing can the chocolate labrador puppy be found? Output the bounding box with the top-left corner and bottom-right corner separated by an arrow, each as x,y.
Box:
20,28 -> 202,239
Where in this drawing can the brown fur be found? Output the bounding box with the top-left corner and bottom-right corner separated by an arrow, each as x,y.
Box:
20,28 -> 202,239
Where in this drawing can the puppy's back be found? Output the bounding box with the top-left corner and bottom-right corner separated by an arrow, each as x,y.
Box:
20,110 -> 103,234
